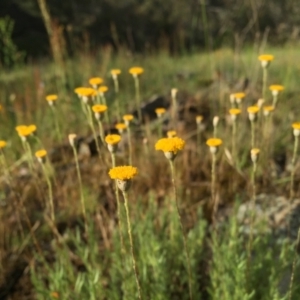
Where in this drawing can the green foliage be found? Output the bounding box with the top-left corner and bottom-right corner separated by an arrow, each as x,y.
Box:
0,16 -> 25,68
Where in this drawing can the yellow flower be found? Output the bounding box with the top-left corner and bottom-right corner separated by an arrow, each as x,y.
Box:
46,94 -> 58,102
247,106 -> 260,114
35,149 -> 47,158
74,87 -> 95,97
251,148 -> 260,163
196,115 -> 203,124
292,122 -> 300,130
129,67 -> 144,76
269,85 -> 284,92
111,69 -> 121,76
229,108 -> 241,115
105,134 -> 121,145
206,138 -> 223,147
155,108 -> 166,116
167,130 -> 177,138
0,140 -> 7,149
92,104 -> 107,113
98,86 -> 108,94
155,137 -> 185,153
232,92 -> 245,99
28,124 -> 37,134
89,77 -> 103,86
258,54 -> 274,62
263,105 -> 275,113
258,54 -> 274,68
115,123 -> 127,133
109,165 -> 138,180
16,125 -> 36,137
123,114 -> 134,122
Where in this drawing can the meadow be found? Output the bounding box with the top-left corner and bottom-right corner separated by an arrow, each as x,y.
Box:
1,44 -> 300,300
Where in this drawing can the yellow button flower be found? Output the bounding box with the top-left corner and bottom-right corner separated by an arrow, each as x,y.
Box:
0,140 -> 7,149
155,137 -> 185,160
155,108 -> 166,116
129,67 -> 144,76
258,54 -> 274,68
123,114 -> 134,122
206,138 -> 222,147
229,108 -> 241,115
35,149 -> 47,163
109,166 -> 138,180
46,94 -> 58,102
92,104 -> 107,113
89,77 -> 103,86
105,134 -> 121,145
98,86 -> 108,94
111,69 -> 121,76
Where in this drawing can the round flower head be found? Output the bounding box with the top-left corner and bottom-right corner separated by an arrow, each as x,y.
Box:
263,105 -> 275,117
155,108 -> 166,117
92,104 -> 107,120
16,125 -> 34,140
251,148 -> 260,163
247,106 -> 260,122
129,67 -> 144,77
35,149 -> 47,164
115,123 -> 127,134
98,86 -> 108,95
206,138 -> 222,154
123,114 -> 134,125
258,54 -> 274,68
89,77 -> 103,87
111,69 -> 121,79
0,140 -> 7,149
109,166 -> 138,191
105,134 -> 121,153
74,87 -> 95,103
233,92 -> 245,104
28,124 -> 37,135
46,94 -> 58,106
269,85 -> 284,97
196,115 -> 203,125
155,137 -> 185,160
292,122 -> 300,137
229,108 -> 241,121
167,130 -> 177,138
68,133 -> 77,147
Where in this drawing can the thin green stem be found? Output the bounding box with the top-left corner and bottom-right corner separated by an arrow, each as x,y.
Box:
134,76 -> 142,123
290,135 -> 299,199
41,163 -> 55,222
272,95 -> 278,108
196,126 -> 201,153
211,153 -> 217,224
232,120 -> 237,161
127,126 -> 133,165
50,105 -> 62,142
169,160 -> 193,300
101,95 -> 110,124
122,191 -> 142,300
72,145 -> 87,233
251,120 -> 255,149
113,78 -> 121,121
97,119 -> 105,143
262,67 -> 267,100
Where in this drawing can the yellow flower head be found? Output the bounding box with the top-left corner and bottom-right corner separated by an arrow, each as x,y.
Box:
115,123 -> 127,132
0,140 -> 7,149
74,87 -> 95,97
251,148 -> 260,163
247,106 -> 260,114
196,115 -> 203,124
98,86 -> 108,94
111,69 -> 121,76
89,77 -> 103,86
206,138 -> 223,147
263,106 -> 275,113
16,125 -> 36,137
269,85 -> 284,92
258,54 -> 274,62
92,104 -> 107,113
258,54 -> 274,68
155,108 -> 166,116
105,134 -> 121,145
233,92 -> 246,99
229,108 -> 241,115
155,137 -> 185,153
292,122 -> 300,130
123,114 -> 134,122
129,67 -> 144,76
167,130 -> 177,138
46,94 -> 58,102
109,166 -> 138,180
251,148 -> 260,155
35,149 -> 47,158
